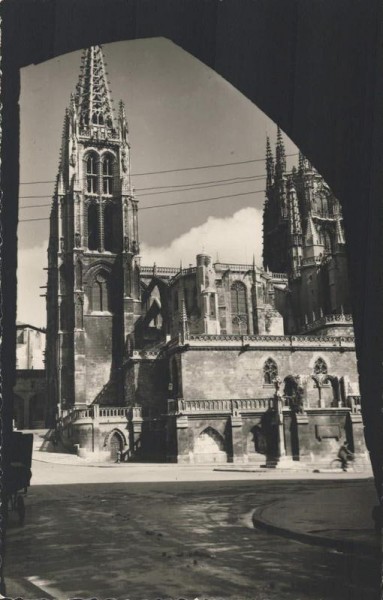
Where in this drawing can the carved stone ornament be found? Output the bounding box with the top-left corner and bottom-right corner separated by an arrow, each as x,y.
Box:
121,145 -> 128,173
70,139 -> 77,167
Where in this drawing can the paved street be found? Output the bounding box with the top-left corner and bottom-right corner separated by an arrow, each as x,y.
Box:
4,460 -> 380,600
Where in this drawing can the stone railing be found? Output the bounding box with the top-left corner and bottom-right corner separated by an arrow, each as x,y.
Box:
301,314 -> 353,333
185,333 -> 355,348
168,398 -> 274,414
141,266 -> 179,276
59,406 -> 129,426
99,407 -> 129,418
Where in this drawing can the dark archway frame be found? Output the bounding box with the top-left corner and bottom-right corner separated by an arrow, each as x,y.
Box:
2,0 -> 383,554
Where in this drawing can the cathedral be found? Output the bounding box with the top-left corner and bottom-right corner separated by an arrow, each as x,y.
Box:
46,45 -> 367,467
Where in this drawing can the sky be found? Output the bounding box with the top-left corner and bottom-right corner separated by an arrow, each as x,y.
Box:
18,38 -> 299,328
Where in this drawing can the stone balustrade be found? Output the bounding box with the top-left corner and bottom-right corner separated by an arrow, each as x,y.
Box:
301,314 -> 353,333
185,333 -> 355,349
168,397 -> 274,414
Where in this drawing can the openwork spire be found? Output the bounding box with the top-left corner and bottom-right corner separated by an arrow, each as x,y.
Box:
275,126 -> 286,178
75,45 -> 115,130
287,178 -> 302,239
266,136 -> 275,190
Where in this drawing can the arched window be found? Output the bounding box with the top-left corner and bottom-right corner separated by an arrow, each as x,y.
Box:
86,154 -> 98,194
87,203 -> 98,250
92,272 -> 111,312
313,357 -> 328,375
263,358 -> 278,384
102,156 -> 113,195
75,259 -> 83,289
231,281 -> 248,334
75,297 -> 84,329
104,203 -> 114,251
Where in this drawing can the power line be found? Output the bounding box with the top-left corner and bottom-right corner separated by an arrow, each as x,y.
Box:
19,188 -> 266,222
19,174 -> 267,207
18,152 -> 299,185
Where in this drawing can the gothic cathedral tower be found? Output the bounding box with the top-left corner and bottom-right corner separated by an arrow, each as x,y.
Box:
46,46 -> 140,424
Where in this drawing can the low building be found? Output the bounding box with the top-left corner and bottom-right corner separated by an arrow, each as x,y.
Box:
14,323 -> 47,429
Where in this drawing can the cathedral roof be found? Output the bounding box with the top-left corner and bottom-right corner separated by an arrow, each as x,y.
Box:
75,45 -> 116,131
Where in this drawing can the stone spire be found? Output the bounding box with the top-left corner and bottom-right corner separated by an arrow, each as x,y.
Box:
275,126 -> 286,179
287,178 -> 302,241
287,178 -> 303,277
266,136 -> 275,190
75,45 -> 115,131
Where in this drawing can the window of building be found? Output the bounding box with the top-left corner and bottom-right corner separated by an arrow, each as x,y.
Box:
86,154 -> 98,194
263,358 -> 278,384
231,281 -> 248,333
102,156 -> 113,195
313,357 -> 328,375
92,272 -> 111,312
87,203 -> 98,250
104,203 -> 114,251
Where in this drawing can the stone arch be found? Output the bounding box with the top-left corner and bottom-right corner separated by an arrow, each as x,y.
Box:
193,426 -> 228,464
247,423 -> 268,456
263,357 -> 278,384
104,428 -> 128,462
85,264 -> 113,313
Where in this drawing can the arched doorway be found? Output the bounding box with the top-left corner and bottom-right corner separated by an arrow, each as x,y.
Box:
194,427 -> 228,464
109,430 -> 124,462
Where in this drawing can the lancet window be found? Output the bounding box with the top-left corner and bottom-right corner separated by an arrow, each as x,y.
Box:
104,203 -> 114,251
91,272 -> 111,312
102,156 -> 113,195
86,153 -> 98,194
263,358 -> 278,384
231,281 -> 248,334
87,203 -> 99,251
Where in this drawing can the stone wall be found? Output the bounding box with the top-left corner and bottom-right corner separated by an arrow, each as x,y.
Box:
179,347 -> 359,402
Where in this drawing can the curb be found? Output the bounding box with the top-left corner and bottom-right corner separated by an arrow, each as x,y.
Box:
252,507 -> 380,557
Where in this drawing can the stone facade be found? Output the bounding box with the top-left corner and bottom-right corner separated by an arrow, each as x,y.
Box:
46,45 -> 367,467
14,324 -> 47,429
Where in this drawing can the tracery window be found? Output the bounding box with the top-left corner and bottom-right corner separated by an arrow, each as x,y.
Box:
263,358 -> 278,384
231,281 -> 248,334
102,156 -> 113,195
92,272 -> 111,312
87,203 -> 99,250
313,357 -> 328,375
86,154 -> 98,194
104,203 -> 114,252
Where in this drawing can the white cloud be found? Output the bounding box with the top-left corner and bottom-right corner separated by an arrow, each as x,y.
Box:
17,242 -> 47,328
140,207 -> 263,268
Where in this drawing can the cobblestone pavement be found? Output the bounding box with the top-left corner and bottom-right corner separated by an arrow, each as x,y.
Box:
4,462 -> 380,600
